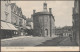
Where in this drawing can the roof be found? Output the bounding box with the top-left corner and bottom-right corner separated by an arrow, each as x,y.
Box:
33,11 -> 55,20
11,3 -> 15,9
26,18 -> 32,22
11,3 -> 22,16
18,8 -> 22,13
22,15 -> 26,19
62,26 -> 72,29
33,12 -> 50,15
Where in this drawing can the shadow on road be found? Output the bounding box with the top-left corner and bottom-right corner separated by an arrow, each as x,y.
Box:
36,37 -> 77,46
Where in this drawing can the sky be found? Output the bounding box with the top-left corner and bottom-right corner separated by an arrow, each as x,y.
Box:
11,1 -> 74,27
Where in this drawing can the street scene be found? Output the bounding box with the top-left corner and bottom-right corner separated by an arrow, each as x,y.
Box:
1,0 -> 79,46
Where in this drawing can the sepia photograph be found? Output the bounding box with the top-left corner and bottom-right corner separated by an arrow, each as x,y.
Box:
0,0 -> 79,47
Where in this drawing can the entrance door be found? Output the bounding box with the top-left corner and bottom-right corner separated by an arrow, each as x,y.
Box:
45,29 -> 48,36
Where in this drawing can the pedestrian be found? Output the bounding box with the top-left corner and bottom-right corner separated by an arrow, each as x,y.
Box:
69,34 -> 72,42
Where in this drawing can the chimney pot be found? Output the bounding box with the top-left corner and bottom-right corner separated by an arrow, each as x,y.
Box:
33,10 -> 36,14
49,8 -> 52,14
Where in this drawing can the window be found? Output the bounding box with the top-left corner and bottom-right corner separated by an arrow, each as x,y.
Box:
5,4 -> 8,11
14,31 -> 15,34
16,32 -> 18,34
5,12 -> 9,21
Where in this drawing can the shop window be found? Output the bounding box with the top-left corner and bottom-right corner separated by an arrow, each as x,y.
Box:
14,31 -> 15,34
16,32 -> 18,34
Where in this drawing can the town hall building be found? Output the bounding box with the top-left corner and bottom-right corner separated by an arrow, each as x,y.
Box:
32,2 -> 55,37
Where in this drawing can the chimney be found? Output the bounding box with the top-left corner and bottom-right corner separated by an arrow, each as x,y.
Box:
33,10 -> 36,14
49,8 -> 52,14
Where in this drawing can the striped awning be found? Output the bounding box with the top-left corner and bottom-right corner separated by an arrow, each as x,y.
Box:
1,21 -> 17,30
6,23 -> 18,30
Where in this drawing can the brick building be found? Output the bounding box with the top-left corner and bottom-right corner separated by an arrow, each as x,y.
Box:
72,0 -> 80,45
32,2 -> 55,37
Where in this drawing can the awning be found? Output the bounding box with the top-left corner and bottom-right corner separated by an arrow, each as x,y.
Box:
26,26 -> 31,29
6,23 -> 18,30
1,21 -> 11,30
1,21 -> 18,30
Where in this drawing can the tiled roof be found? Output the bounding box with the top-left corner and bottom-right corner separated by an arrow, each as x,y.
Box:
11,3 -> 23,16
62,26 -> 72,29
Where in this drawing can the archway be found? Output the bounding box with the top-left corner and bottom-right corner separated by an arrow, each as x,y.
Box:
44,29 -> 48,36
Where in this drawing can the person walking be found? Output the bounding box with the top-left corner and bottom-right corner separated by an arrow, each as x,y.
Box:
69,34 -> 72,42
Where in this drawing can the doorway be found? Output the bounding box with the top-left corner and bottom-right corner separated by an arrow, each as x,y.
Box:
44,29 -> 48,36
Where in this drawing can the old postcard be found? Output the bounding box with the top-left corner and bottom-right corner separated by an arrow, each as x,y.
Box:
0,0 -> 79,51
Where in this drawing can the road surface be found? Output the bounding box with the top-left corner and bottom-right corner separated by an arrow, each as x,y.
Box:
1,36 -> 77,46
1,36 -> 53,46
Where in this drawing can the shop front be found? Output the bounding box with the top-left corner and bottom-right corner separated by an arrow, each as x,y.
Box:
1,21 -> 18,39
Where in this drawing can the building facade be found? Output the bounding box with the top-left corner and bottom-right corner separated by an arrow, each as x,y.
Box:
55,26 -> 72,37
72,0 -> 79,45
62,26 -> 72,37
26,17 -> 33,29
11,3 -> 27,36
1,0 -> 18,38
1,0 -> 11,23
22,15 -> 27,29
11,3 -> 24,28
32,2 -> 55,37
55,27 -> 63,37
1,1 -> 27,38
11,3 -> 20,27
